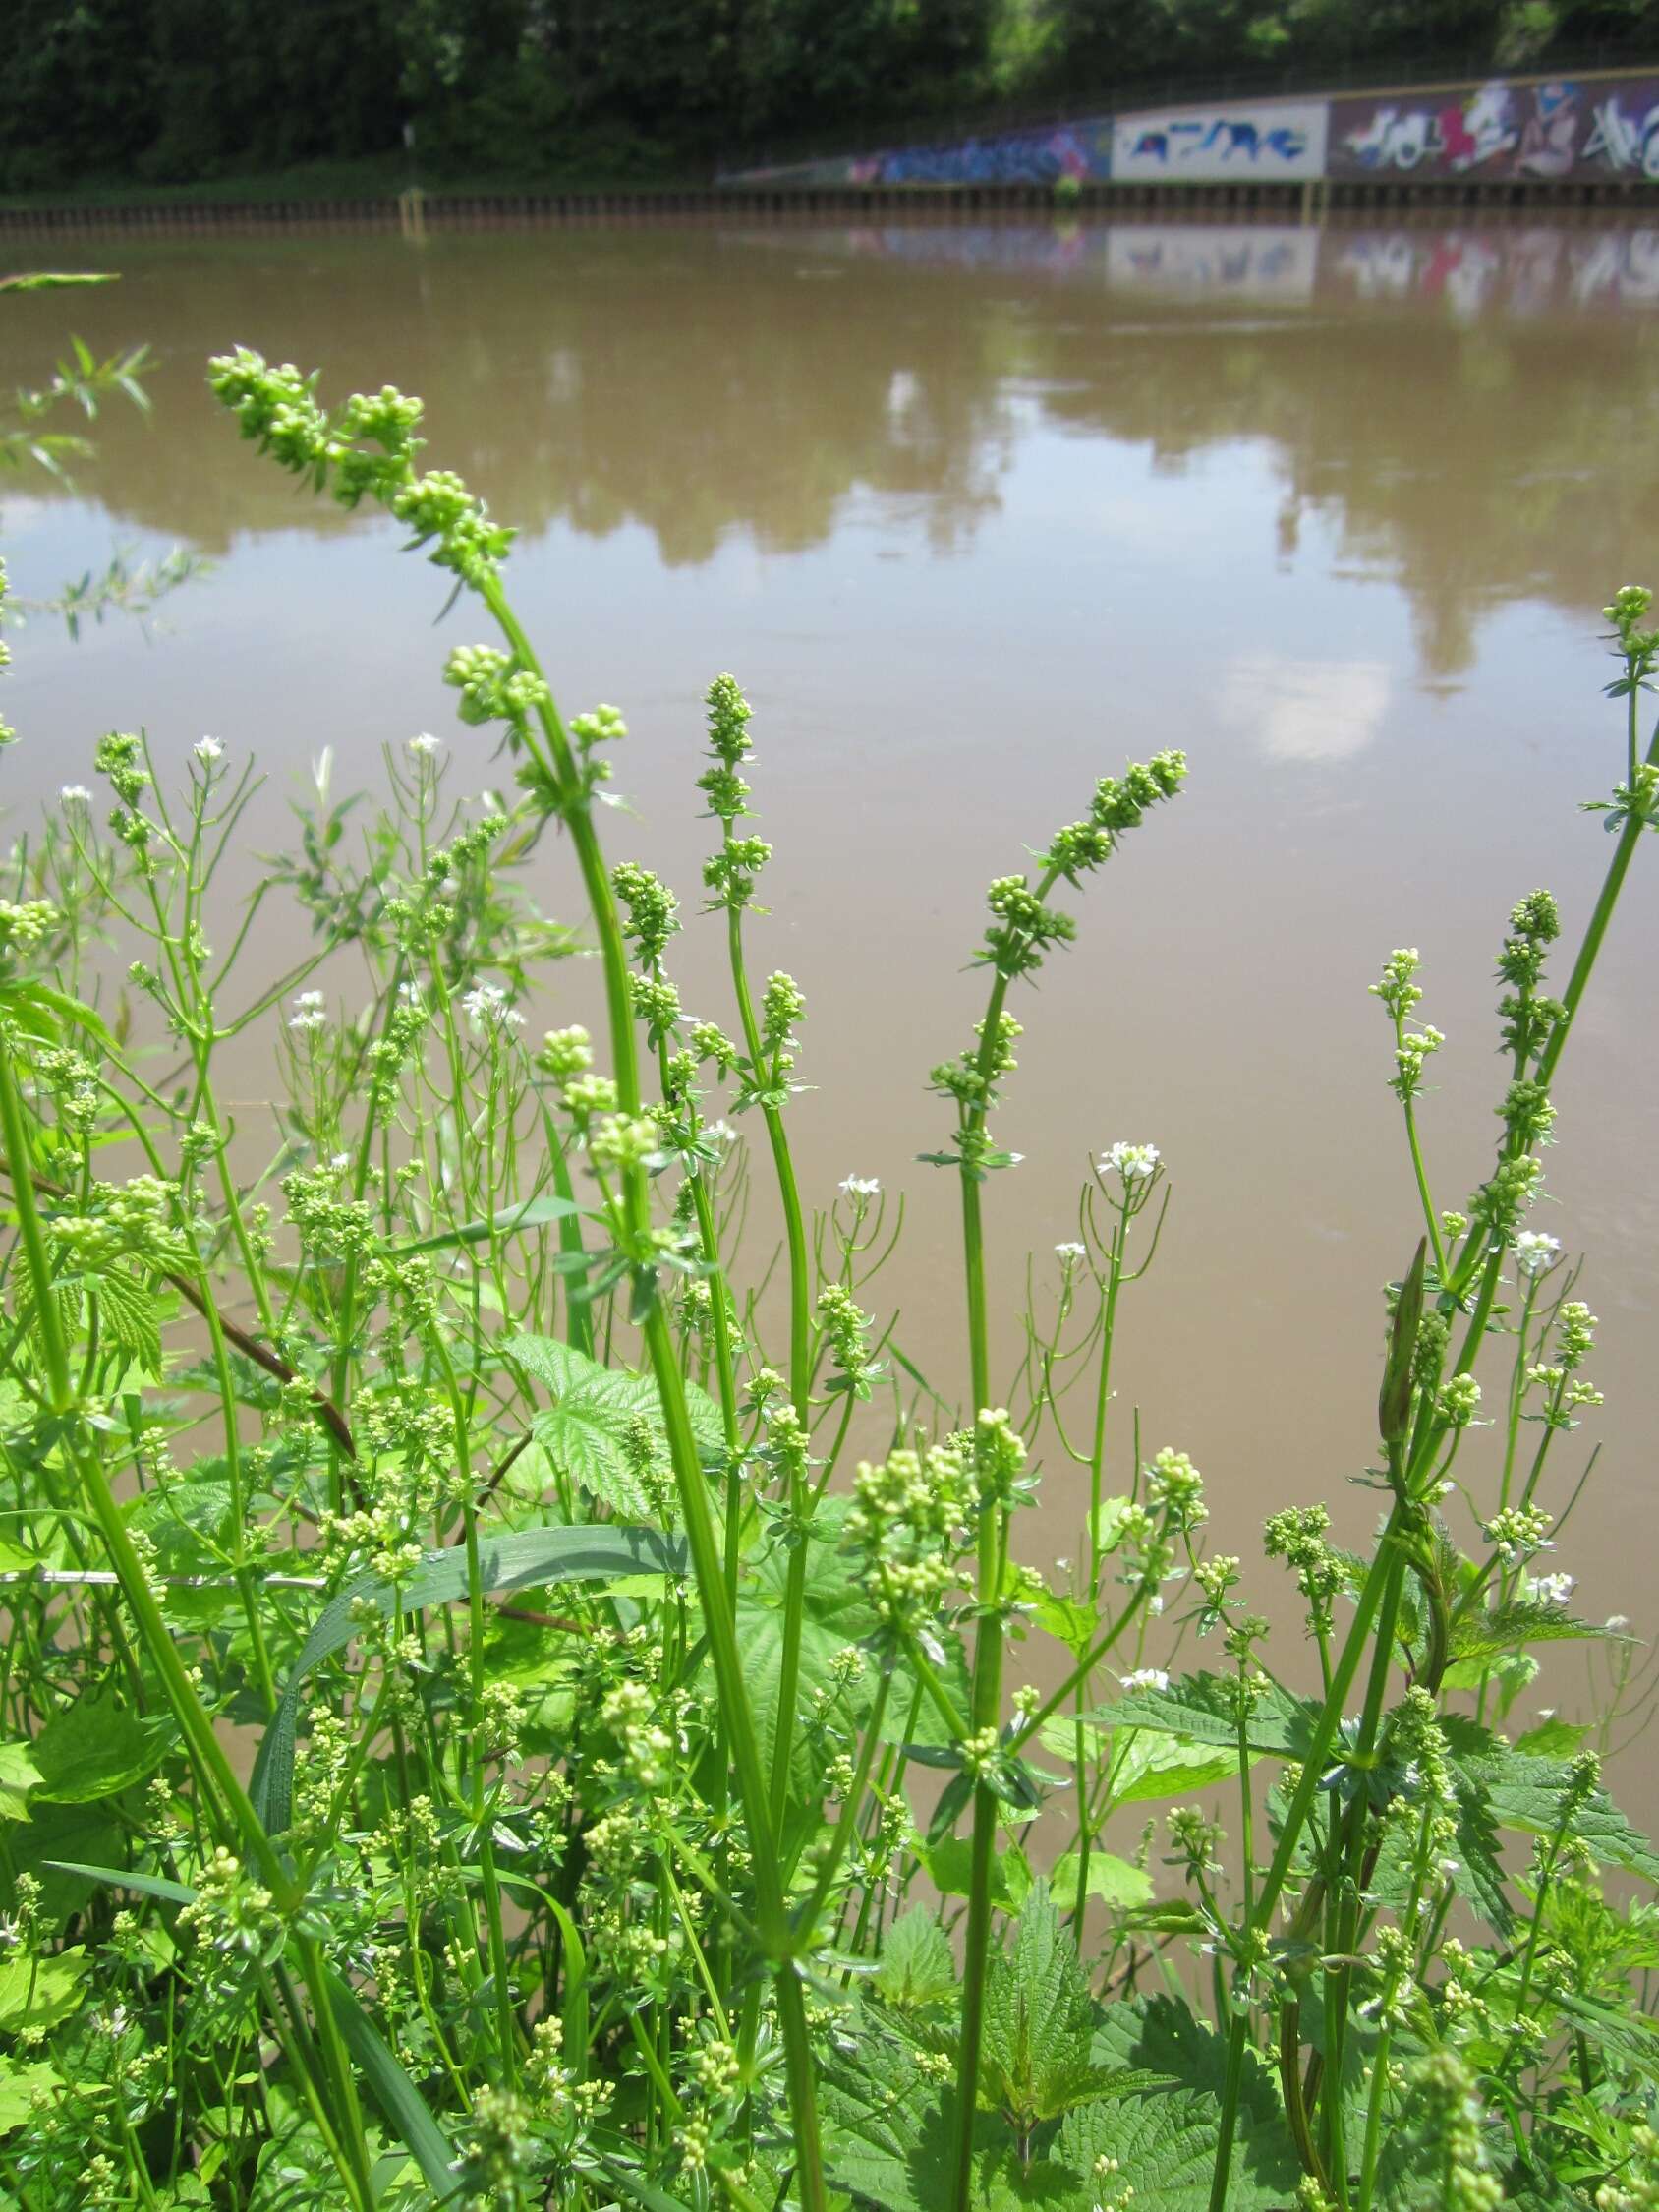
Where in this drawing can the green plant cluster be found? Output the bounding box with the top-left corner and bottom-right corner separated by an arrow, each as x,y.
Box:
0,351 -> 1655,2212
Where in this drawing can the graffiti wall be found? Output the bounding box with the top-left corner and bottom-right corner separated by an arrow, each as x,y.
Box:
727,116 -> 1112,192
720,69 -> 1659,192
1112,101 -> 1328,182
1330,76 -> 1659,183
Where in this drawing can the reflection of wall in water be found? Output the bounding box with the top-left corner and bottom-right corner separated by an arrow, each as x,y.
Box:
1105,225 -> 1317,300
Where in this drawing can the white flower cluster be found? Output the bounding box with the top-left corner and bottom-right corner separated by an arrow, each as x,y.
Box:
1101,1140 -> 1160,1184
289,989 -> 327,1035
463,983 -> 526,1035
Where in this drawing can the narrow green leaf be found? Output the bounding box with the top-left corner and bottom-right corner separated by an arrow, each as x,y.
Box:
253,1523 -> 687,1832
323,1966 -> 456,2201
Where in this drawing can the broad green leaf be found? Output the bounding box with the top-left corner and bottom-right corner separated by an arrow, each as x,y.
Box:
982,1881 -> 1116,2124
7,1798 -> 124,1923
874,1907 -> 957,2008
0,1945 -> 88,2033
1034,1590 -> 1097,1655
30,1689 -> 169,1804
1108,1730 -> 1249,1810
0,2057 -> 57,2136
1058,2086 -> 1295,2212
1443,1717 -> 1659,1884
925,1835 -> 1032,1909
253,1522 -> 686,1832
85,1266 -> 163,1379
1514,1714 -> 1588,1757
1090,1672 -> 1317,1759
820,2022 -> 953,2212
736,1599 -> 873,1805
1049,1850 -> 1154,1915
508,1332 -> 725,1516
0,1744 -> 41,1822
1449,1601 -> 1629,1667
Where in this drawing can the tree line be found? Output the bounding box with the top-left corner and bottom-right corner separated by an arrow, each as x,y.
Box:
1,0 -> 1655,191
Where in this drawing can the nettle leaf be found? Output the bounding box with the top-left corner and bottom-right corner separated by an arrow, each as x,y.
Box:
1444,1717 -> 1659,1884
1090,1672 -> 1318,1760
1450,1601 -> 1630,1667
736,1600 -> 874,1805
981,1882 -> 1099,2125
86,1266 -> 164,1380
820,2012 -> 955,2212
874,1907 -> 957,2009
1068,1996 -> 1297,2212
508,1332 -> 724,1517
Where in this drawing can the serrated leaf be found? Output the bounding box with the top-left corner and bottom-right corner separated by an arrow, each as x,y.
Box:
1108,1730 -> 1249,1810
874,1907 -> 957,2008
1090,1672 -> 1317,1759
86,1265 -> 163,1378
253,1522 -> 686,1832
1443,1717 -> 1659,1884
1450,1601 -> 1629,1667
736,1599 -> 872,1805
508,1333 -> 724,1515
925,1834 -> 1031,1909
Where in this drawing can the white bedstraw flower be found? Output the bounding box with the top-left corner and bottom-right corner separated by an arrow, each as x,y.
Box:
1533,1571 -> 1575,1609
1119,1667 -> 1170,1692
840,1175 -> 880,1199
463,983 -> 525,1035
195,735 -> 223,764
1607,1614 -> 1631,1631
289,989 -> 326,1035
1147,1592 -> 1166,1616
1514,1231 -> 1561,1277
1102,1141 -> 1160,1183
60,784 -> 92,807
408,731 -> 440,757
1055,1240 -> 1086,1263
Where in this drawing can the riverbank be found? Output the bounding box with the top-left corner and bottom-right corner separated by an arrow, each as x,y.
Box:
1,174 -> 1655,236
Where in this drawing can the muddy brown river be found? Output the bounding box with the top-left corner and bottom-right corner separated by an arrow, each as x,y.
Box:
3,212 -> 1657,1822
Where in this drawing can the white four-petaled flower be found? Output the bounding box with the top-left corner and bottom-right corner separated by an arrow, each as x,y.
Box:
1102,1141 -> 1160,1183
195,735 -> 223,764
1119,1667 -> 1170,1692
839,1175 -> 880,1199
1514,1231 -> 1561,1277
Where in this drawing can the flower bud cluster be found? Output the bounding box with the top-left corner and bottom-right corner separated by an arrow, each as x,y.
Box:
1484,1502 -> 1553,1564
1145,1446 -> 1206,1533
612,862 -> 680,966
845,1437 -> 978,1634
817,1282 -> 877,1399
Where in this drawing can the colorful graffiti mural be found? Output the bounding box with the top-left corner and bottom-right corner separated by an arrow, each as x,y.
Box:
1330,77 -> 1659,182
720,68 -> 1659,193
727,116 -> 1111,192
1112,101 -> 1328,182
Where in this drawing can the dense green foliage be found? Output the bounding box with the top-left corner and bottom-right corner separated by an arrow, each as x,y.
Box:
1,0 -> 1657,190
0,339 -> 1656,2209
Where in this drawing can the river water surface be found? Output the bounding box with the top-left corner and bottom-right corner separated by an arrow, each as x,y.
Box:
3,214 -> 1657,1818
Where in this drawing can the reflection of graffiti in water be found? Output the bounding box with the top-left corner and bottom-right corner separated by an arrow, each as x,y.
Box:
1330,226 -> 1659,313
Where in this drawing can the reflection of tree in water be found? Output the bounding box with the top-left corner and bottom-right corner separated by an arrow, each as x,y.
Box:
3,225 -> 1656,677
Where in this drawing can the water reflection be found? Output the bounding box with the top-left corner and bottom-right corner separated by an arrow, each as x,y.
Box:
2,219 -> 1657,1820
3,219 -> 1657,682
